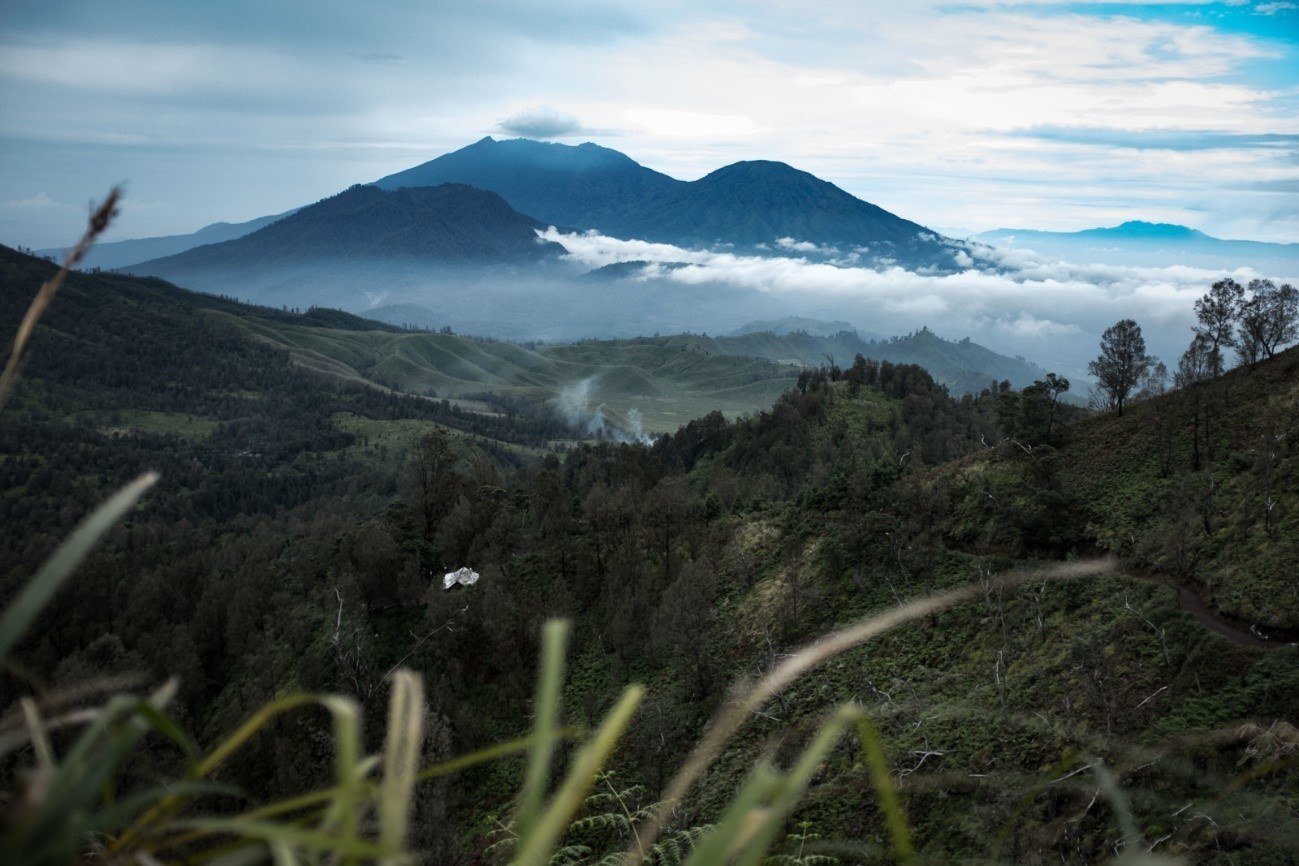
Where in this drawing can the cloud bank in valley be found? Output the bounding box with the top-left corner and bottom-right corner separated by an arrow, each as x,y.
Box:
538,227 -> 1296,377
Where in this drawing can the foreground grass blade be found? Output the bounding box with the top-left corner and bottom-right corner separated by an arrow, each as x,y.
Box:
623,557 -> 1116,866
0,471 -> 158,666
316,695 -> 364,860
853,713 -> 914,864
379,669 -> 425,859
0,186 -> 120,411
513,684 -> 644,866
683,765 -> 781,866
153,728 -> 584,856
169,819 -> 394,859
517,619 -> 569,843
111,693 -> 317,854
733,706 -> 858,866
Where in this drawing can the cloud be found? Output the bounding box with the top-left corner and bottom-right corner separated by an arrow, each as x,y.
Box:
995,313 -> 1082,339
1254,2 -> 1296,13
3,192 -> 66,209
538,227 -> 1299,374
775,237 -> 840,255
2,0 -> 1296,246
623,108 -> 763,138
1008,128 -> 1299,152
496,106 -> 584,138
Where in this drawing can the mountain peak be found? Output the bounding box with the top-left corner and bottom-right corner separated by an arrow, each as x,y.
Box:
373,136 -> 680,228
1082,220 -> 1208,240
701,160 -> 821,185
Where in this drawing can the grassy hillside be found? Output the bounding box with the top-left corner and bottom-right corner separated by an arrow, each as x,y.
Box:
944,344 -> 1299,631
220,317 -> 801,433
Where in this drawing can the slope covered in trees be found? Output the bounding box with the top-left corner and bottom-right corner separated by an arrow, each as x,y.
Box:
2,239 -> 1296,862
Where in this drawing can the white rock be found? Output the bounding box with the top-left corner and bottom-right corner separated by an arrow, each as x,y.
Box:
442,567 -> 481,590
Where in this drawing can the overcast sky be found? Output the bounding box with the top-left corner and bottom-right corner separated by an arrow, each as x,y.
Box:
1,0 -> 1296,249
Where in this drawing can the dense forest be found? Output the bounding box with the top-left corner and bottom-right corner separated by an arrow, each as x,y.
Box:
1,244 -> 1296,863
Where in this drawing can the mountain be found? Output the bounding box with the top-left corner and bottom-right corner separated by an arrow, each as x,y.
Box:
377,137 -> 958,268
976,221 -> 1299,275
374,135 -> 682,229
127,183 -> 566,300
617,160 -> 946,261
1075,220 -> 1209,240
729,316 -> 877,339
37,209 -> 296,270
136,184 -> 560,271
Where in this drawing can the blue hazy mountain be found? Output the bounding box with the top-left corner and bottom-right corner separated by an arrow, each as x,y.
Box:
975,221 -> 1298,275
374,136 -> 682,229
376,137 -> 958,268
129,183 -> 565,299
92,137 -> 958,275
39,209 -> 296,270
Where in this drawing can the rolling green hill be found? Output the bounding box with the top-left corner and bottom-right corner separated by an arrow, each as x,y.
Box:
219,316 -> 800,433
943,343 -> 1299,631
704,326 -> 1045,392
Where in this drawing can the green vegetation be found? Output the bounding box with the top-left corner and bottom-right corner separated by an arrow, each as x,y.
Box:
1,234 -> 1296,864
222,315 -> 799,433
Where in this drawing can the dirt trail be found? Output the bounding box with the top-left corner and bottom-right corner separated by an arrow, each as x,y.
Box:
1152,576 -> 1280,650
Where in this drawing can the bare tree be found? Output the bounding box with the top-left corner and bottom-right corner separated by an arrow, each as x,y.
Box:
1238,279 -> 1298,365
1193,278 -> 1244,377
1176,333 -> 1214,469
1088,319 -> 1154,416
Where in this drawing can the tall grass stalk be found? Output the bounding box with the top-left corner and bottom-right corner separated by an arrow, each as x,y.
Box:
622,557 -> 1117,865
0,186 -> 120,410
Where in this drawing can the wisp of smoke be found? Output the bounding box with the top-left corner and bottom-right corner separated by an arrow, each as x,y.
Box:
554,377 -> 654,444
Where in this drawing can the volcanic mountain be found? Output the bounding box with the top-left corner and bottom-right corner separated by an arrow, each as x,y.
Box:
375,137 -> 957,267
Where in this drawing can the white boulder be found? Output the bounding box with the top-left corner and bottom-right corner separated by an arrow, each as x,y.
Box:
442,567 -> 481,590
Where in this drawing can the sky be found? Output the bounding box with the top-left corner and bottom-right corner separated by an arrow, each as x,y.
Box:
0,0 -> 1296,250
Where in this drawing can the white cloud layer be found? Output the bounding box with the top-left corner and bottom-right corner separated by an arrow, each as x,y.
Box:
539,227 -> 1297,376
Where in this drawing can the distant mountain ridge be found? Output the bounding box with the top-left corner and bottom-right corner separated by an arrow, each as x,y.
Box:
71,137 -> 961,275
38,209 -> 296,270
1074,220 -> 1210,240
976,221 -> 1299,274
703,326 -> 1044,393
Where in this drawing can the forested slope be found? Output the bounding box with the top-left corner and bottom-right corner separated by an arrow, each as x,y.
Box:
2,241 -> 1295,862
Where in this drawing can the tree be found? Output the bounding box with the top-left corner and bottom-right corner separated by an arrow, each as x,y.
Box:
650,559 -> 717,697
1175,333 -> 1213,389
996,373 -> 1068,448
1088,320 -> 1153,416
410,430 -> 460,547
1039,372 -> 1070,439
1238,279 -> 1298,364
1137,361 -> 1168,402
1193,278 -> 1243,377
